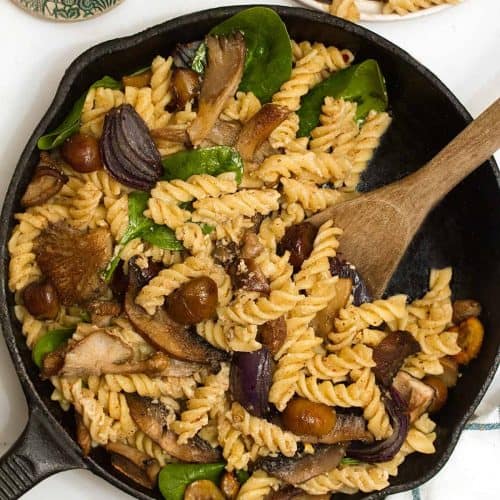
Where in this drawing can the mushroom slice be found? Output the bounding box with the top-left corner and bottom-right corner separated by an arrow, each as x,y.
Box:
300,413 -> 373,445
21,152 -> 68,208
60,331 -> 133,377
392,371 -> 436,423
188,34 -> 246,145
200,119 -> 242,148
171,68 -> 201,110
110,453 -> 157,490
235,104 -> 290,162
87,299 -> 122,327
372,331 -> 420,387
75,413 -> 91,457
258,445 -> 345,485
126,394 -> 222,463
107,441 -> 160,489
41,343 -> 68,379
34,223 -> 112,306
125,279 -> 227,367
150,126 -> 189,144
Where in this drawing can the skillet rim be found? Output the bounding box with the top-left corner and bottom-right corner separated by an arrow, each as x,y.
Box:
0,5 -> 498,499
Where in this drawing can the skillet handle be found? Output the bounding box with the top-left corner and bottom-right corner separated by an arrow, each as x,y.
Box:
0,405 -> 83,499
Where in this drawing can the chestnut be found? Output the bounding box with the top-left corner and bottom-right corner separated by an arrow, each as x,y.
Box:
277,222 -> 318,272
165,277 -> 218,325
423,376 -> 448,413
184,480 -> 224,500
61,132 -> 103,173
258,317 -> 287,356
22,280 -> 60,319
220,472 -> 240,499
282,398 -> 336,437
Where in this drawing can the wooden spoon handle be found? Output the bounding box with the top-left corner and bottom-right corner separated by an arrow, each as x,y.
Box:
383,98 -> 500,226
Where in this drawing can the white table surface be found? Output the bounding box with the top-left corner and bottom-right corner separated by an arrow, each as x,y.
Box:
0,0 -> 499,498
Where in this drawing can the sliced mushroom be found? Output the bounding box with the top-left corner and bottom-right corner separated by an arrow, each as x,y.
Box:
75,413 -> 91,457
188,34 -> 246,145
300,413 -> 373,445
127,394 -> 222,463
150,125 -> 189,144
258,444 -> 345,485
125,270 -> 227,367
41,343 -> 68,379
372,331 -> 420,387
202,119 -> 242,148
87,300 -> 122,327
107,440 -> 160,489
110,453 -> 158,490
60,331 -> 133,377
229,258 -> 270,294
34,223 -> 112,306
241,231 -> 264,259
393,371 -> 435,423
171,68 -> 201,110
213,241 -> 239,270
21,152 -> 68,208
236,104 -> 290,162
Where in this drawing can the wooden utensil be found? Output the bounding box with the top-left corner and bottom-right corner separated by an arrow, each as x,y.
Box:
308,98 -> 500,298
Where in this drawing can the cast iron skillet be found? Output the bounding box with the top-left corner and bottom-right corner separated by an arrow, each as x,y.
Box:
0,5 -> 499,500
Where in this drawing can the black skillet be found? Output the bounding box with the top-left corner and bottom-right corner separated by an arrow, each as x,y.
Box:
0,5 -> 499,500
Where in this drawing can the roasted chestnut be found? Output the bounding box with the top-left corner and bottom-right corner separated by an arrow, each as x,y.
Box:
277,222 -> 318,272
220,472 -> 240,499
423,376 -> 448,413
258,317 -> 287,356
22,279 -> 60,319
184,480 -> 224,500
61,132 -> 103,173
165,277 -> 218,325
282,398 -> 336,437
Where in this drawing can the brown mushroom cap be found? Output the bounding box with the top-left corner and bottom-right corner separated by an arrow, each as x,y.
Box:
392,371 -> 436,422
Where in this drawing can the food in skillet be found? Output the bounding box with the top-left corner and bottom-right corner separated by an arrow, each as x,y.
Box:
328,0 -> 460,22
8,7 -> 484,499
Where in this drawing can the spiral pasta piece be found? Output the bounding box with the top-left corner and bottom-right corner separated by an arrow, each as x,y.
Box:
229,403 -> 298,457
237,470 -> 280,500
151,55 -> 174,128
144,197 -> 191,230
220,91 -> 261,123
80,87 -> 125,138
96,385 -> 137,439
310,97 -> 359,153
196,320 -> 261,352
383,0 -> 458,16
272,49 -> 326,111
125,86 -> 156,130
175,222 -> 213,257
217,413 -> 253,471
256,151 -> 352,186
69,181 -> 104,230
192,189 -> 280,223
105,194 -> 128,242
329,0 -> 360,21
269,112 -> 299,150
171,365 -> 229,444
127,431 -> 172,466
402,352 -> 444,379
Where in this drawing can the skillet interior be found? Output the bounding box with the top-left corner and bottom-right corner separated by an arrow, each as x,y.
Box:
0,5 -> 498,499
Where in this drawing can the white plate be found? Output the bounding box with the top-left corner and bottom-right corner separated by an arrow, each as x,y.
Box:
297,0 -> 455,22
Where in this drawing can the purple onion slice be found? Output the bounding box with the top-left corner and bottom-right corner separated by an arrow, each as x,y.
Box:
230,348 -> 273,418
347,387 -> 409,463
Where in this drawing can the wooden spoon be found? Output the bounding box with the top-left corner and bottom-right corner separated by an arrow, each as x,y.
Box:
307,98 -> 500,298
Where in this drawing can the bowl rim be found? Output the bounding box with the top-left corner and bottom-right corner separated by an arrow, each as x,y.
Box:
0,5 -> 499,500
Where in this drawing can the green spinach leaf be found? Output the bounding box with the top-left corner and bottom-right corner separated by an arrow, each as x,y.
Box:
340,457 -> 361,466
37,76 -> 122,150
235,470 -> 250,484
32,327 -> 75,367
103,191 -> 182,282
297,59 -> 388,137
158,463 -> 225,500
162,146 -> 243,184
192,7 -> 292,103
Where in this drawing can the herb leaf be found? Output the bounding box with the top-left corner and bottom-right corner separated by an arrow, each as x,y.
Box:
162,146 -> 243,184
297,59 -> 388,137
340,457 -> 361,466
158,463 -> 225,500
37,76 -> 122,150
32,327 -> 75,367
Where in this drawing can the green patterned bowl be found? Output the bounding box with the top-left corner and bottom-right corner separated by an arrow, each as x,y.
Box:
11,0 -> 124,22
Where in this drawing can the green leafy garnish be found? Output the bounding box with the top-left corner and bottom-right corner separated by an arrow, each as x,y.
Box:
192,7 -> 292,102
200,223 -> 215,235
158,463 -> 225,500
340,457 -> 361,466
297,59 -> 388,137
191,43 -> 207,74
37,76 -> 122,150
32,328 -> 75,368
162,146 -> 244,184
235,470 -> 250,484
103,191 -> 182,282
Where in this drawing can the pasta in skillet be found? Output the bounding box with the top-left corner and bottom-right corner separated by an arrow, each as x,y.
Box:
7,7 -> 483,500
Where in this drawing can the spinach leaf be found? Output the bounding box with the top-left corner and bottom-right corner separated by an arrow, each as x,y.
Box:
162,146 -> 243,184
37,76 -> 122,150
193,7 -> 292,103
340,457 -> 361,466
103,191 -> 182,282
32,327 -> 75,367
235,470 -> 250,484
200,223 -> 214,235
297,59 -> 388,137
158,463 -> 225,500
